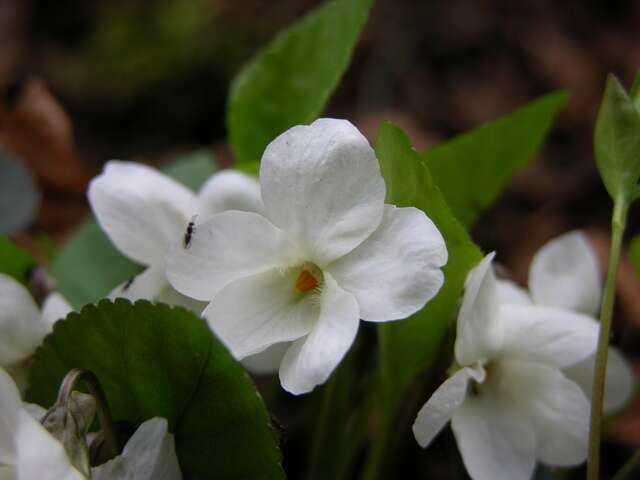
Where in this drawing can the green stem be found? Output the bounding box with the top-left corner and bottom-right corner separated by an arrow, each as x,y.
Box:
612,449 -> 640,480
587,197 -> 628,480
360,404 -> 392,480
306,376 -> 337,480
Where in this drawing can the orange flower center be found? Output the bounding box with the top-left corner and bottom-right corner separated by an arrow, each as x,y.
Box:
295,269 -> 319,293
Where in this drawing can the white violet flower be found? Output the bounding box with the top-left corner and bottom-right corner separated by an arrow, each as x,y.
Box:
88,161 -> 263,307
167,118 -> 448,394
412,231 -> 634,480
0,273 -> 72,393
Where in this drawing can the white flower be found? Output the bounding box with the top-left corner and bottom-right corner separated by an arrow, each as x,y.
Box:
497,231 -> 634,413
92,417 -> 181,480
167,118 -> 448,394
0,367 -> 85,479
412,231 -> 634,480
88,162 -> 263,307
0,273 -> 72,392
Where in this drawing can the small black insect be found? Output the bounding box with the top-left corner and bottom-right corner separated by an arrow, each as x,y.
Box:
183,215 -> 197,249
122,275 -> 136,292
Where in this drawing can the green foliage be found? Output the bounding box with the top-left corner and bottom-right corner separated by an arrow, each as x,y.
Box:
630,235 -> 640,281
423,91 -> 567,227
0,150 -> 40,235
227,0 -> 374,164
375,122 -> 483,407
0,235 -> 35,284
50,151 -> 216,309
630,71 -> 640,112
595,74 -> 640,203
27,300 -> 284,480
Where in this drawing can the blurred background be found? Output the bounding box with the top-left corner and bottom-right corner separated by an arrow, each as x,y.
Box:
1,0 -> 640,477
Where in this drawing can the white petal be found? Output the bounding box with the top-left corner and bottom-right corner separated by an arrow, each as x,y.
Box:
260,118 -> 386,266
16,409 -> 85,480
93,417 -> 181,480
108,265 -> 167,302
279,273 -> 359,395
197,170 -> 263,218
455,253 -> 503,366
564,347 -> 635,414
329,205 -> 446,322
0,273 -> 45,366
5,361 -> 30,396
0,367 -> 21,465
88,161 -> 197,266
451,391 -> 536,480
529,231 -> 601,316
39,293 -> 72,331
412,366 -> 484,448
498,360 -> 590,466
495,279 -> 532,305
167,211 -> 300,301
499,304 -> 598,368
23,403 -> 47,422
203,269 -> 318,359
242,343 -> 290,375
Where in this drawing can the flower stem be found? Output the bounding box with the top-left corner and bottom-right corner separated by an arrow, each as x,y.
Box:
57,368 -> 120,461
612,448 -> 640,480
587,197 -> 628,480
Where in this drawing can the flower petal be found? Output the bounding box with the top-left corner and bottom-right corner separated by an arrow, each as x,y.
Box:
197,170 -> 263,218
329,205 -> 446,322
108,265 -> 167,302
529,231 -> 601,316
279,273 -> 360,395
203,268 -> 318,359
451,391 -> 536,480
39,293 -> 72,331
412,366 -> 485,448
88,161 -> 197,266
495,279 -> 532,305
242,343 -> 290,375
0,273 -> 45,366
499,360 -> 590,466
167,211 -> 300,301
93,417 -> 181,480
455,253 -> 503,366
260,118 -> 386,265
564,347 -> 635,414
499,304 -> 598,368
0,367 -> 21,464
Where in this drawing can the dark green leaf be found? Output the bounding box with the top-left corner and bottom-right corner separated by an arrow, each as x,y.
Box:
27,300 -> 284,480
50,152 -> 216,309
0,150 -> 40,234
0,235 -> 36,284
630,71 -> 640,112
595,74 -> 640,203
375,122 -> 482,407
423,91 -> 566,227
227,0 -> 374,164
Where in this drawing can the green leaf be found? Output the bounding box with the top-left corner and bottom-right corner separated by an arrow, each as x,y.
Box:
227,0 -> 373,164
50,151 -> 216,309
423,91 -> 566,227
27,300 -> 284,480
0,150 -> 40,234
0,235 -> 36,284
375,122 -> 483,406
595,74 -> 640,203
630,71 -> 640,112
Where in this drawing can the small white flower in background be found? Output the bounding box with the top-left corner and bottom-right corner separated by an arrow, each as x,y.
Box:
88,162 -> 263,309
0,367 -> 181,480
0,273 -> 72,393
167,118 -> 448,394
412,231 -> 634,480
